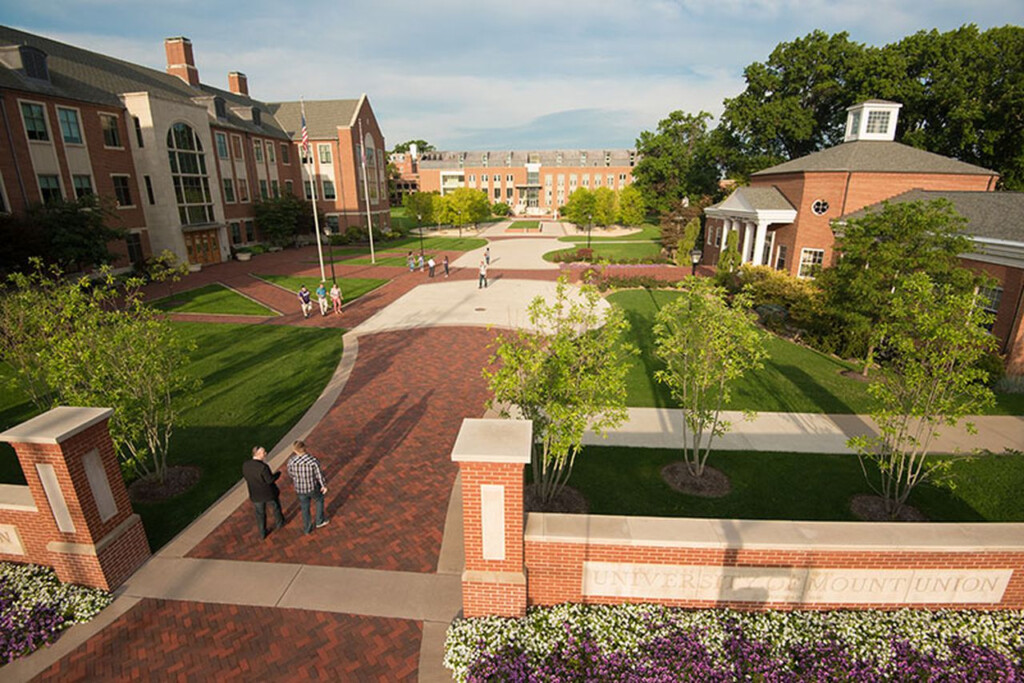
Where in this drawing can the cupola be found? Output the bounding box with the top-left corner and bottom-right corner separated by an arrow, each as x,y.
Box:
844,100 -> 901,142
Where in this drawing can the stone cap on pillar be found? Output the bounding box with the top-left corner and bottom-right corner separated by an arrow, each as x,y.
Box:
451,418 -> 532,464
0,406 -> 114,445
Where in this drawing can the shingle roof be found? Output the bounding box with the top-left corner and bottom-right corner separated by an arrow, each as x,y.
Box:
265,99 -> 361,141
735,186 -> 796,211
751,140 -> 996,177
839,190 -> 1024,243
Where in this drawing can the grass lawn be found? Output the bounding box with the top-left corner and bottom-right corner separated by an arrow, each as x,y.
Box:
255,274 -> 388,302
344,252 -> 438,267
0,364 -> 35,485
0,322 -> 345,550
312,237 -> 486,260
560,446 -> 1024,522
544,241 -> 665,263
559,224 -> 661,243
610,288 -> 1024,415
150,283 -> 275,316
508,220 -> 541,231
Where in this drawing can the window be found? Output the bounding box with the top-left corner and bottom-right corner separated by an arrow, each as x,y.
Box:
468,174 -> 475,183
978,285 -> 1003,331
237,178 -> 249,202
259,179 -> 268,199
38,174 -> 61,203
111,175 -> 133,207
494,187 -> 500,199
253,140 -> 263,162
714,225 -> 722,247
280,143 -> 290,164
606,174 -> 614,187
318,144 -> 332,164
582,177 -> 589,187
304,181 -> 313,199
322,179 -> 336,199
811,199 -> 829,216
865,111 -> 891,135
230,222 -> 241,244
506,187 -> 513,199
126,233 -> 144,267
271,179 -> 279,197
57,108 -> 82,144
798,248 -> 824,278
100,114 -> 121,147
167,122 -> 213,224
556,153 -> 562,165
285,179 -> 293,195
223,178 -> 235,202
144,175 -> 155,204
593,174 -> 601,186
72,175 -> 93,198
325,215 -> 340,233
776,245 -> 788,271
848,111 -> 862,137
231,135 -> 243,158
21,103 -> 48,141
482,174 -> 488,182
215,132 -> 229,159
133,116 -> 144,148
266,142 -> 275,163
619,173 -> 626,183
244,220 -> 255,241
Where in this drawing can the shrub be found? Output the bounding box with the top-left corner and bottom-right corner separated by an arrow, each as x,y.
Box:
737,265 -> 822,329
491,202 -> 511,217
596,275 -> 679,292
328,233 -> 349,246
345,225 -> 366,243
249,244 -> 267,254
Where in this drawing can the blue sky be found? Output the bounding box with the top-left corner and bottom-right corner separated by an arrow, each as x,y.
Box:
4,1 -> 1022,150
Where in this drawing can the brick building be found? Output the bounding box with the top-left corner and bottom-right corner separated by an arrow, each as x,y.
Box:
416,148 -> 637,217
0,26 -> 388,269
703,100 -> 1023,374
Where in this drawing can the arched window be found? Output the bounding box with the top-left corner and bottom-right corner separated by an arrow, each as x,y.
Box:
363,133 -> 378,203
167,122 -> 214,225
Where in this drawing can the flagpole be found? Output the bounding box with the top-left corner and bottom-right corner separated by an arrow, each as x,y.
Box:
358,117 -> 376,265
302,98 -> 326,281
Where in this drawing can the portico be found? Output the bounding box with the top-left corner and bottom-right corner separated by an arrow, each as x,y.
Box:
704,187 -> 796,268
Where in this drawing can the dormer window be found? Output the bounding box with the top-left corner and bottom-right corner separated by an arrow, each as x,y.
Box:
21,46 -> 49,81
252,108 -> 261,127
865,111 -> 890,135
214,98 -> 227,119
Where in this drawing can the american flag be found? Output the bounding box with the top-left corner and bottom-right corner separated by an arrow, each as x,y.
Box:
300,102 -> 309,156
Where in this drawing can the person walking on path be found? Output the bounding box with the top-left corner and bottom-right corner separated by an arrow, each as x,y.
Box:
478,260 -> 488,288
485,246 -> 491,265
286,440 -> 328,534
297,285 -> 313,319
443,255 -> 450,278
407,251 -> 415,272
315,282 -> 329,316
242,446 -> 285,539
330,282 -> 343,315
418,253 -> 425,272
427,256 -> 436,278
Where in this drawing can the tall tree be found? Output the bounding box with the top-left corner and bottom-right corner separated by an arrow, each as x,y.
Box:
653,279 -> 768,478
592,187 -> 616,227
633,111 -> 720,214
562,188 -> 597,228
616,184 -> 647,227
403,191 -> 436,227
391,140 -> 435,154
715,230 -> 742,285
253,194 -> 311,247
485,279 -> 635,504
4,194 -> 126,273
848,273 -> 996,519
445,188 -> 490,236
816,199 -> 978,373
674,218 -> 701,266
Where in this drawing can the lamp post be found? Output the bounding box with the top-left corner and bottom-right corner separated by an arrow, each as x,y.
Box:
587,212 -> 593,251
690,248 -> 703,277
325,228 -> 337,284
417,213 -> 424,256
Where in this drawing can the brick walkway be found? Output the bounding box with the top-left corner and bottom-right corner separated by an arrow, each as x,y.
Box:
187,326 -> 496,572
34,599 -> 421,681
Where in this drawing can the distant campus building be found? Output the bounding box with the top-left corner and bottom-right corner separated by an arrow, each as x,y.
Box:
703,100 -> 1024,374
0,26 -> 389,268
391,146 -> 636,216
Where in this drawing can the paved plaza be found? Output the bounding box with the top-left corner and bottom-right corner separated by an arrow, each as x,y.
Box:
7,231 -> 1023,682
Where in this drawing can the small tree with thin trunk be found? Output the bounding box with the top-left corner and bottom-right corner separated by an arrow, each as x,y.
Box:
485,278 -> 636,504
848,272 -> 996,519
674,217 -> 701,266
653,278 -> 768,478
715,230 -> 742,286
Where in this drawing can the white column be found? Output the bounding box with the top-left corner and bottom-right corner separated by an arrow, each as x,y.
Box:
752,220 -> 769,267
719,218 -> 731,254
740,221 -> 753,264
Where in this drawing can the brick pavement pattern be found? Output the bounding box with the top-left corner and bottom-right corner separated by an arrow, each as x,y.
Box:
34,598 -> 420,682
188,326 -> 498,572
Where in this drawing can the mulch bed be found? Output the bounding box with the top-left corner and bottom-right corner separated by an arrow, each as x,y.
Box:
849,494 -> 928,521
524,483 -> 589,513
128,465 -> 201,503
840,369 -> 872,383
661,462 -> 732,498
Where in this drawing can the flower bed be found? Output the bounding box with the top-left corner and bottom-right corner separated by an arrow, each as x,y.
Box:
0,563 -> 112,664
444,603 -> 1024,681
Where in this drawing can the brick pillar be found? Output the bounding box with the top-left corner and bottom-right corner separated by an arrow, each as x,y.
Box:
451,418 -> 531,617
0,407 -> 150,590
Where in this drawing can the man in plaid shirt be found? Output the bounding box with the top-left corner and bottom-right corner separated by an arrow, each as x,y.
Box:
286,440 -> 329,534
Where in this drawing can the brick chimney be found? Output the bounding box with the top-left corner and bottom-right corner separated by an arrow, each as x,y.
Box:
228,71 -> 249,97
165,36 -> 200,87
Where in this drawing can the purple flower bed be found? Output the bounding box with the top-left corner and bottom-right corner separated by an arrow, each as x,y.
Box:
445,604 -> 1024,682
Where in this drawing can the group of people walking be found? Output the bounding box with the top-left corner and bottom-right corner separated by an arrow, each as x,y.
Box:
298,281 -> 343,319
407,251 -> 449,278
241,440 -> 329,538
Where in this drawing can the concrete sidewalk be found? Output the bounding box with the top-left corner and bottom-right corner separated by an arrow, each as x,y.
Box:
584,408 -> 1024,455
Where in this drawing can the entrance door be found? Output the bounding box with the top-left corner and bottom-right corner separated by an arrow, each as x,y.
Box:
184,230 -> 221,265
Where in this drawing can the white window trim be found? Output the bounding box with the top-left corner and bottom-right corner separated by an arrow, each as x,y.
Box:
110,173 -> 135,209
18,98 -> 50,143
37,173 -> 63,202
99,112 -> 124,150
56,106 -> 85,146
231,134 -> 244,160
318,143 -> 332,164
215,132 -> 229,159
222,178 -> 236,204
797,247 -> 824,279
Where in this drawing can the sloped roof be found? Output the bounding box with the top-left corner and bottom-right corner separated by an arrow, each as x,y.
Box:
839,190 -> 1024,243
751,140 -> 996,177
707,185 -> 796,213
266,99 -> 361,140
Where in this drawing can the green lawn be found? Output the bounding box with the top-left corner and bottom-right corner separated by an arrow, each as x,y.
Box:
508,220 -> 541,231
0,364 -> 35,485
559,223 -> 661,243
610,288 -> 1024,415
544,241 -> 665,263
255,274 -> 388,302
0,322 -> 345,550
344,253 -> 439,267
150,283 -> 275,316
312,237 -> 486,261
561,446 -> 1024,522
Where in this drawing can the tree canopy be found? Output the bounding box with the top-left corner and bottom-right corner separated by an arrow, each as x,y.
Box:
632,110 -> 721,214
392,140 -> 435,154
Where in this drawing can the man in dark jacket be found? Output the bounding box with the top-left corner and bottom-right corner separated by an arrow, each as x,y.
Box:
242,446 -> 285,539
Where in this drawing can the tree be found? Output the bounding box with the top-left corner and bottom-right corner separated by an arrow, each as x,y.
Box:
253,193 -> 310,247
485,279 -> 635,504
632,110 -> 721,214
616,184 -> 646,226
445,188 -> 490,236
143,249 -> 190,299
0,262 -> 200,481
848,272 -> 996,519
674,218 -> 701,266
816,199 -> 978,374
653,279 -> 768,478
592,187 -> 616,227
403,191 -> 436,227
392,140 -> 435,154
491,201 -> 511,217
715,230 -> 742,284
562,188 -> 597,229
